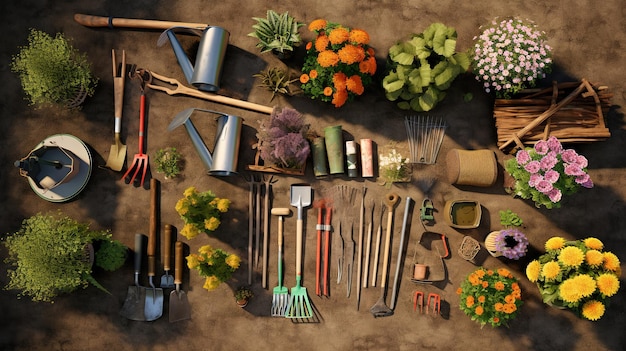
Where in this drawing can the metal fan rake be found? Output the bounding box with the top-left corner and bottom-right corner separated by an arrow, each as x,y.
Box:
404,115 -> 446,164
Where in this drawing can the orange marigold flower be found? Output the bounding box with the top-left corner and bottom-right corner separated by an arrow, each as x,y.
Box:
497,268 -> 512,278
475,269 -> 486,278
332,72 -> 347,90
511,282 -> 520,291
466,295 -> 475,307
456,287 -> 463,295
503,303 -> 517,314
494,302 -> 504,312
346,75 -> 364,95
478,295 -> 486,303
367,56 -> 377,75
492,317 -> 500,324
349,28 -> 370,44
300,74 -> 310,84
315,34 -> 330,52
338,44 -> 366,65
323,87 -> 334,96
306,41 -> 313,50
309,19 -> 327,32
328,26 -> 350,45
475,306 -> 484,316
481,280 -> 489,289
487,270 -> 494,276
309,70 -> 318,79
505,294 -> 515,304
317,50 -> 339,67
331,88 -> 348,108
494,281 -> 505,291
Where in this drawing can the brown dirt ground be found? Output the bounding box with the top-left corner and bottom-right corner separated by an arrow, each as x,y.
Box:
1,1 -> 625,350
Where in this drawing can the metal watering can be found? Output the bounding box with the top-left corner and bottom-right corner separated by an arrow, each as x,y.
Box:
157,26 -> 230,92
168,108 -> 242,176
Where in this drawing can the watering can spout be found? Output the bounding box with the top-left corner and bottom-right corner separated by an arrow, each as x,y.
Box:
168,108 -> 242,176
157,26 -> 230,92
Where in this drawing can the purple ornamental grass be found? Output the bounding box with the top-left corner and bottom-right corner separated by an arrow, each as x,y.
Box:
257,107 -> 310,169
271,133 -> 310,168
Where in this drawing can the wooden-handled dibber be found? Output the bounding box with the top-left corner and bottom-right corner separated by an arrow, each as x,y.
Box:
74,13 -> 209,30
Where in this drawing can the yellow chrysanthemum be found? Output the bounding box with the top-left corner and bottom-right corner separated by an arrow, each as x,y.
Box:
308,19 -> 327,32
545,237 -> 566,251
581,300 -> 605,321
203,276 -> 220,291
225,254 -> 241,269
558,246 -> 585,268
328,26 -> 349,45
315,34 -> 329,52
317,50 -> 340,68
217,198 -> 230,212
585,249 -> 604,267
541,261 -> 561,281
526,260 -> 541,282
186,254 -> 200,269
175,198 -> 188,215
559,274 -> 597,303
180,223 -> 199,239
198,245 -> 213,255
204,217 -> 220,231
349,28 -> 370,44
596,273 -> 620,297
583,237 -> 604,250
183,186 -> 196,198
602,252 -> 621,272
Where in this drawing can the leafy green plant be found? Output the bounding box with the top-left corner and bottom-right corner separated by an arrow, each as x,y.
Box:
94,239 -> 127,272
253,67 -> 298,101
234,286 -> 254,301
499,210 -> 523,228
154,147 -> 183,178
382,23 -> 470,112
3,212 -> 119,302
10,29 -> 98,108
248,10 -> 304,55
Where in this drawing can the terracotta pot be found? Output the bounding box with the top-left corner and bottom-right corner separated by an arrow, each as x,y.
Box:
236,299 -> 249,308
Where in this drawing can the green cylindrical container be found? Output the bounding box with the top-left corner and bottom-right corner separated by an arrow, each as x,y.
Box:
312,137 -> 329,177
324,125 -> 344,174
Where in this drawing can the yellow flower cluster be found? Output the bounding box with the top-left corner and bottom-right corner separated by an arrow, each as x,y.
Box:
457,267 -> 522,327
526,236 -> 621,321
300,19 -> 377,108
186,244 -> 240,292
175,187 -> 230,240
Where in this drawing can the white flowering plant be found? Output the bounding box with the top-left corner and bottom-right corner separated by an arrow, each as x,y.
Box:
472,17 -> 553,98
378,148 -> 411,187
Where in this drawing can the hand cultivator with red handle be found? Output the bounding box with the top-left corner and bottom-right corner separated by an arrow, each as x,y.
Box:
122,69 -> 149,186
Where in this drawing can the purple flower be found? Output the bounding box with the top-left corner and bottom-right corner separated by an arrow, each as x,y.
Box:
540,154 -> 558,171
534,140 -> 549,155
494,228 -> 528,260
560,149 -> 579,163
575,173 -> 594,189
580,178 -> 594,189
546,136 -> 562,153
544,169 -> 560,183
515,149 -> 531,165
548,188 -> 562,203
564,163 -> 585,176
535,179 -> 553,194
524,160 -> 541,174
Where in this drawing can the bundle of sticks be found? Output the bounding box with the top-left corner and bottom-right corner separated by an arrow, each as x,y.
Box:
494,79 -> 612,153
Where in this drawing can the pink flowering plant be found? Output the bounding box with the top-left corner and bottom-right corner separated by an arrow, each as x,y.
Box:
472,17 -> 552,98
504,136 -> 593,209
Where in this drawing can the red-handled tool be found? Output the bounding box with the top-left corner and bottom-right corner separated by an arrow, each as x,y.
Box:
122,69 -> 149,187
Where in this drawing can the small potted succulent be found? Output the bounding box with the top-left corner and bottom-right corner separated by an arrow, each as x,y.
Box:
248,10 -> 304,59
154,147 -> 183,179
3,212 -> 125,302
10,28 -> 98,108
234,286 -> 254,308
250,106 -> 310,175
382,22 -> 470,112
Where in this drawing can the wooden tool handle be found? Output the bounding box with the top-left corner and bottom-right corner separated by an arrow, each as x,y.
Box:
381,209 -> 393,289
112,49 -> 125,121
175,241 -> 183,285
148,178 -> 159,257
74,13 -> 209,30
164,224 -> 172,270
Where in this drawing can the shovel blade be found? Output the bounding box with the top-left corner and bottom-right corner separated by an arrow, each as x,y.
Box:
105,143 -> 127,171
169,289 -> 191,322
144,288 -> 164,321
161,274 -> 175,288
120,286 -> 147,321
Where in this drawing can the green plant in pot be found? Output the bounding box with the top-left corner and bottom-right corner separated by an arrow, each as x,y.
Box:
154,147 -> 183,179
234,286 -> 254,307
3,212 -> 126,302
10,28 -> 98,108
382,23 -> 470,112
248,10 -> 304,58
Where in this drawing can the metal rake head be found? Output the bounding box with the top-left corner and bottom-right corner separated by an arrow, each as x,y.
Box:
271,293 -> 289,317
285,294 -> 313,319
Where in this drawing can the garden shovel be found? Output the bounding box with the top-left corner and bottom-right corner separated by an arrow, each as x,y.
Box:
120,233 -> 147,321
170,241 -> 191,322
105,49 -> 127,171
145,179 -> 163,321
